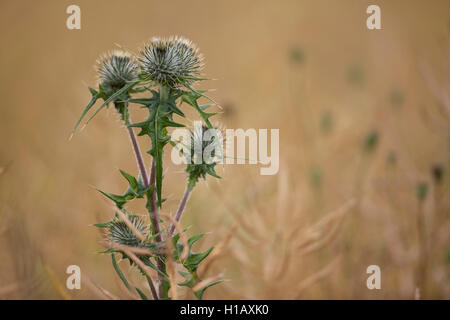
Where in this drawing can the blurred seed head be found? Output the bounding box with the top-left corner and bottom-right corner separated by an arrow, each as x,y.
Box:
320,111 -> 333,134
140,36 -> 204,87
386,150 -> 397,167
416,182 -> 428,202
309,165 -> 323,187
96,50 -> 139,94
347,64 -> 365,87
431,164 -> 444,185
389,89 -> 405,107
363,131 -> 379,153
289,46 -> 305,65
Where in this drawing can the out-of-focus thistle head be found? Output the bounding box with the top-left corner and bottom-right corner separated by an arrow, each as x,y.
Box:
107,215 -> 147,248
139,36 -> 204,88
96,50 -> 139,95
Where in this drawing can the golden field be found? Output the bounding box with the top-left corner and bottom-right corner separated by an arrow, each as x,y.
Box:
0,0 -> 449,299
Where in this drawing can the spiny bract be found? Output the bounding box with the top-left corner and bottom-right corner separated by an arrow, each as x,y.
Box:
139,36 -> 203,88
186,124 -> 223,189
96,50 -> 139,95
190,124 -> 223,161
108,215 -> 147,248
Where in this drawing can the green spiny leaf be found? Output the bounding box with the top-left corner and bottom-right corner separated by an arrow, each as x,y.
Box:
142,256 -> 168,278
188,233 -> 204,248
85,80 -> 139,126
93,221 -> 112,228
97,188 -> 135,209
184,83 -> 218,107
178,276 -> 195,288
194,280 -> 223,300
119,169 -> 139,194
72,87 -> 100,134
135,287 -> 149,300
111,253 -> 133,292
182,91 -> 215,128
183,247 -> 213,272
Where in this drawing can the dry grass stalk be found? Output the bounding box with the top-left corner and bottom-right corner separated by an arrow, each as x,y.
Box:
82,275 -> 119,300
294,199 -> 356,255
163,231 -> 178,300
192,273 -> 224,292
198,224 -> 237,278
43,265 -> 71,300
102,240 -> 163,256
162,213 -> 189,260
294,256 -> 341,299
214,170 -> 357,298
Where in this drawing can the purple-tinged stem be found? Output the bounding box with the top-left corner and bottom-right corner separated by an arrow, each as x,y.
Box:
127,126 -> 149,188
146,275 -> 159,300
168,186 -> 192,237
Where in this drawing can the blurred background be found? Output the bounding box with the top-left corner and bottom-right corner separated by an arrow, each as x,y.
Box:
0,0 -> 449,299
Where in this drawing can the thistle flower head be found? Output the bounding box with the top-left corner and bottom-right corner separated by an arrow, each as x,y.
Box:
139,36 -> 203,87
107,215 -> 147,248
96,50 -> 139,94
190,124 -> 223,160
186,123 -> 223,189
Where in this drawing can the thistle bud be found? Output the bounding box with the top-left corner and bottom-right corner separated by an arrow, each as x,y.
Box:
186,124 -> 223,189
107,215 -> 147,248
96,50 -> 139,95
140,36 -> 203,88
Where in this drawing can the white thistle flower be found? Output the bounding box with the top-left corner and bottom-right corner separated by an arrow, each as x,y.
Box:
139,36 -> 204,87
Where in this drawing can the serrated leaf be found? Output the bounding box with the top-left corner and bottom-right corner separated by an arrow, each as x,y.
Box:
184,83 -> 218,106
93,221 -> 111,228
178,276 -> 195,288
96,170 -> 149,208
119,169 -> 139,194
72,87 -> 100,134
183,247 -> 214,272
205,165 -> 221,179
160,118 -> 185,128
129,98 -> 152,105
194,280 -> 223,300
178,271 -> 190,277
188,234 -> 204,248
166,99 -> 185,117
182,91 -> 215,128
97,188 -> 135,209
85,80 -> 139,126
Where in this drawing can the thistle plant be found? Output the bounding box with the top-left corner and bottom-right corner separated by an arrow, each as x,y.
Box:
72,36 -> 223,300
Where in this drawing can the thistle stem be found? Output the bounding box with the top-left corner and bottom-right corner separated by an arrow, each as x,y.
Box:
148,160 -> 162,242
146,275 -> 159,300
120,112 -> 165,299
148,159 -> 165,298
127,125 -> 149,188
147,85 -> 166,242
168,186 -> 192,237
